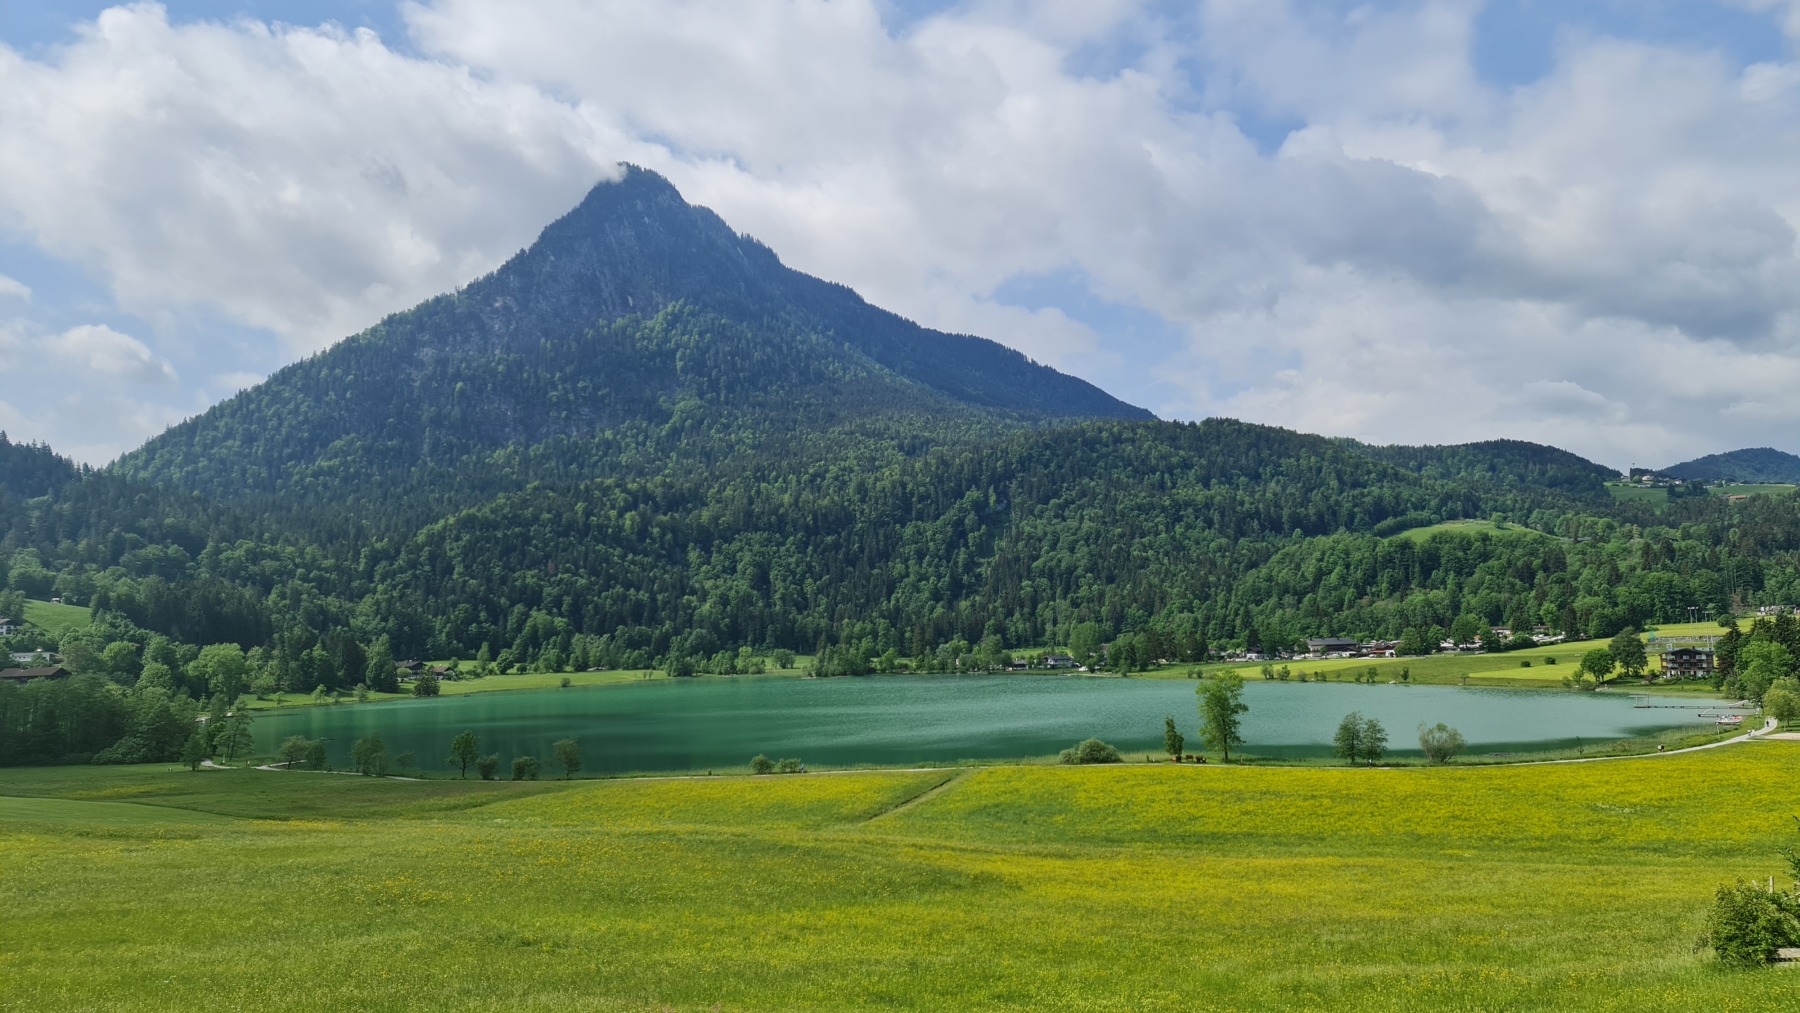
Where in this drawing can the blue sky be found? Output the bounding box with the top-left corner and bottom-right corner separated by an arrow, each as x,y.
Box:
3,1 -> 1800,467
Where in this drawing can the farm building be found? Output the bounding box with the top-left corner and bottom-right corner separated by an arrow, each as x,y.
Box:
1306,638 -> 1360,656
0,666 -> 70,683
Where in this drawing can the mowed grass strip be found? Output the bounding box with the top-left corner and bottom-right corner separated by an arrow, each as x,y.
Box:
4,749 -> 1800,1011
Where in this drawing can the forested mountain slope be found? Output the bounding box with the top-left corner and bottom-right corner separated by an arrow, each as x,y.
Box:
1663,447 -> 1800,484
114,167 -> 1148,521
1353,438 -> 1618,506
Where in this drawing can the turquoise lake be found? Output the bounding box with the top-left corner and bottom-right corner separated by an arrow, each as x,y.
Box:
251,674 -> 1734,774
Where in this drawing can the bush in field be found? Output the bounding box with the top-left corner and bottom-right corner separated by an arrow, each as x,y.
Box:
1701,822 -> 1800,966
511,755 -> 541,781
1058,738 -> 1122,764
774,757 -> 805,773
1418,723 -> 1467,764
305,741 -> 328,771
750,754 -> 775,775
412,673 -> 441,698
476,754 -> 499,780
1701,883 -> 1800,968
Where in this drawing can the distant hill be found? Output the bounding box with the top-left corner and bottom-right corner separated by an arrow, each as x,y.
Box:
1663,447 -> 1800,484
1348,438 -> 1618,506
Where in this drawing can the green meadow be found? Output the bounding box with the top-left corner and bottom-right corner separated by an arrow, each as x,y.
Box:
1385,518 -> 1538,542
4,745 -> 1800,1011
18,597 -> 92,637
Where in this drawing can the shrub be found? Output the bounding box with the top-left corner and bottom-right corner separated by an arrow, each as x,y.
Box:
511,755 -> 541,781
1418,723 -> 1467,763
1545,657 -> 1557,665
774,757 -> 805,773
476,754 -> 499,780
412,673 -> 440,698
1058,738 -> 1123,764
1700,883 -> 1800,968
1519,660 -> 1532,668
750,754 -> 775,775
559,676 -> 572,688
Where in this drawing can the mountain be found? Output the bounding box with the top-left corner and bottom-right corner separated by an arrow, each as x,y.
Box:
114,166 -> 1149,519
1663,447 -> 1800,484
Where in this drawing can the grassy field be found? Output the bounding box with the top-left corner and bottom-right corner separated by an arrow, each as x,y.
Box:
4,745 -> 1799,1010
19,598 -> 92,637
1385,519 -> 1540,542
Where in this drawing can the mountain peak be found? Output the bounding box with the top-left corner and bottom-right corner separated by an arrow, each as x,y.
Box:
116,169 -> 1150,505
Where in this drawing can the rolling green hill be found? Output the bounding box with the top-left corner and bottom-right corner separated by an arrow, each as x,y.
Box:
1663,446 -> 1800,484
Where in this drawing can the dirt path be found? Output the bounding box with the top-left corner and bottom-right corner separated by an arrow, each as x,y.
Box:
1507,716 -> 1778,766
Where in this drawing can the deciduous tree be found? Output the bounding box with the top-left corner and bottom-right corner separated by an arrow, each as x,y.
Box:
448,730 -> 479,778
1198,672 -> 1247,762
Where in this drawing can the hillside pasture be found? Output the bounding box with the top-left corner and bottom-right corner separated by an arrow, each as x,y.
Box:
19,598 -> 92,637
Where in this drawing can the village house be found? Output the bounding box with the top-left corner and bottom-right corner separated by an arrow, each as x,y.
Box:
1042,654 -> 1076,670
1659,647 -> 1715,680
9,651 -> 56,665
394,659 -> 426,680
1306,638 -> 1360,657
0,666 -> 70,684
0,617 -> 17,636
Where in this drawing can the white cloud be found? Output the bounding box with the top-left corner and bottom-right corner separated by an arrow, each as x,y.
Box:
4,1 -> 1800,466
0,274 -> 28,302
210,370 -> 264,393
0,3 -> 634,354
44,324 -> 178,383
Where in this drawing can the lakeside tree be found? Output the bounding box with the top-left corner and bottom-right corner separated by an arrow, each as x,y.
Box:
511,755 -> 541,781
1737,641 -> 1795,705
1358,716 -> 1388,766
218,712 -> 254,763
1609,629 -> 1648,683
304,739 -> 327,771
1578,648 -> 1615,687
552,738 -> 581,780
1069,623 -> 1103,666
448,730 -> 479,778
750,754 -> 775,774
476,754 -> 499,780
351,734 -> 388,776
180,728 -> 210,771
1199,671 -> 1248,762
1418,723 -> 1467,763
365,635 -> 398,694
1163,716 -> 1184,760
1763,679 -> 1800,729
1332,712 -> 1366,766
190,644 -> 250,704
278,735 -> 312,768
412,672 -> 441,698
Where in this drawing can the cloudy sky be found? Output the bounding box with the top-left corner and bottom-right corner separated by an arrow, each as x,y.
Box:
3,1 -> 1799,467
